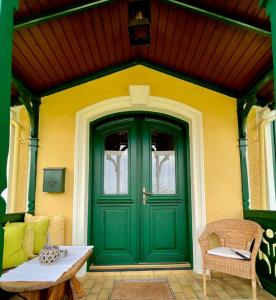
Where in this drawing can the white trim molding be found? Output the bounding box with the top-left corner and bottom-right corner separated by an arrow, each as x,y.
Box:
72,85 -> 206,274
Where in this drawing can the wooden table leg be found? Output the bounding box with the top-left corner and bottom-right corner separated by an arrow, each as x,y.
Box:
18,290 -> 41,300
17,276 -> 85,300
46,282 -> 66,300
69,276 -> 86,299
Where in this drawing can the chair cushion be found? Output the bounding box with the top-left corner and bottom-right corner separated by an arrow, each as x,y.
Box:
207,246 -> 251,260
3,222 -> 28,269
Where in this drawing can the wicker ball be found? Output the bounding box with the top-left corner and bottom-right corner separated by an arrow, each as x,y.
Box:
38,246 -> 61,265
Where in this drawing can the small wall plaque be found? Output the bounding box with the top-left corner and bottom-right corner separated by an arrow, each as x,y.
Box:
43,168 -> 66,193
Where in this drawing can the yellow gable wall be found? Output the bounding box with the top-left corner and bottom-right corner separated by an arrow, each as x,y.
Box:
36,65 -> 243,244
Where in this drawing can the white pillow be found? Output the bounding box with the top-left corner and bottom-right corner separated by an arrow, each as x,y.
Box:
207,246 -> 251,260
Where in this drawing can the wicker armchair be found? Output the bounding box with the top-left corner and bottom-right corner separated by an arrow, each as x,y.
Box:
199,219 -> 263,300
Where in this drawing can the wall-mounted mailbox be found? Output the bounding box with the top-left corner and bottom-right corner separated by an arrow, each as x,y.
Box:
43,168 -> 66,193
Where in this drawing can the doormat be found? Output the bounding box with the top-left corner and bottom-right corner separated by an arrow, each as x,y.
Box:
109,279 -> 176,300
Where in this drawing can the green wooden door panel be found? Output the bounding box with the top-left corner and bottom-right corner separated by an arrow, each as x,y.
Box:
94,205 -> 137,264
92,118 -> 138,265
153,208 -> 177,250
142,204 -> 186,262
103,209 -> 129,250
90,115 -> 190,265
141,118 -> 187,263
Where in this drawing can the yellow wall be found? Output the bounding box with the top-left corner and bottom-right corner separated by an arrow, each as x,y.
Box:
36,65 -> 243,244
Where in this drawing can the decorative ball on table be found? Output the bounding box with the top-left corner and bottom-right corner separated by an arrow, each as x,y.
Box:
38,245 -> 61,265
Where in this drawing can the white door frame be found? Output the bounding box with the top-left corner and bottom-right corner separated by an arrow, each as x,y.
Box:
72,85 -> 206,274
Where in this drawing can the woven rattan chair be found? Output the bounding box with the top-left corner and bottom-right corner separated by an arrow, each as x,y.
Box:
199,219 -> 263,300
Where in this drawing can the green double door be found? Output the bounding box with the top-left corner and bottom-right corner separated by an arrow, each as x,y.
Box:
91,115 -> 190,265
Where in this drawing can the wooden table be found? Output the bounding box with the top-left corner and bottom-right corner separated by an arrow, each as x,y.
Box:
0,248 -> 92,300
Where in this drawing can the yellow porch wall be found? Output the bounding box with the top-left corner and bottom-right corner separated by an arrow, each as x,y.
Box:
36,65 -> 243,244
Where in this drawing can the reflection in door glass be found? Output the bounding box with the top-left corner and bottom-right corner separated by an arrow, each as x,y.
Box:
152,130 -> 176,194
104,131 -> 128,194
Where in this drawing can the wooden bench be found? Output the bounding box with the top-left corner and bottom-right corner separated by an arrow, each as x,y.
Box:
0,248 -> 92,300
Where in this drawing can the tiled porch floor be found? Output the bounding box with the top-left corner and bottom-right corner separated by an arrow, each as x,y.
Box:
79,270 -> 275,300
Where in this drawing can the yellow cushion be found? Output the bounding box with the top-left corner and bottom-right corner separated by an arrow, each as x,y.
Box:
24,215 -> 50,254
25,213 -> 65,246
3,222 -> 28,269
23,225 -> 35,258
25,213 -> 48,223
48,215 -> 65,246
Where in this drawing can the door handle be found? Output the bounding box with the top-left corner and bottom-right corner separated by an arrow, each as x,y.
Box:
142,187 -> 153,205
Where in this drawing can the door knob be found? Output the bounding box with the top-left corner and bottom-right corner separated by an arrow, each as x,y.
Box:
142,187 -> 153,205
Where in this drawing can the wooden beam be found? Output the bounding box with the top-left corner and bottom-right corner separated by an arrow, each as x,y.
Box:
14,0 -> 113,31
240,68 -> 273,100
163,0 -> 271,37
12,75 -> 40,104
40,60 -> 237,98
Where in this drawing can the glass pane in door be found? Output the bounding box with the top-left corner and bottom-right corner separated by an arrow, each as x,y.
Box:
151,130 -> 176,194
104,131 -> 128,194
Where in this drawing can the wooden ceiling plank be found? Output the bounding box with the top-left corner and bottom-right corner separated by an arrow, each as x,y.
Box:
232,47 -> 272,91
154,2 -> 169,63
83,12 -> 104,69
208,30 -> 249,82
90,9 -> 111,67
100,6 -> 118,65
189,18 -> 217,75
166,9 -> 188,69
12,44 -> 47,89
149,0 -> 161,62
110,4 -> 125,63
212,32 -> 259,84
19,28 -> 61,84
60,17 -> 89,74
197,21 -> 226,78
162,0 -> 271,36
13,56 -> 44,91
226,36 -> 269,86
161,6 -> 178,66
118,0 -> 130,62
70,14 -> 96,73
50,18 -> 83,77
39,22 -> 77,78
27,26 -> 67,81
14,31 -> 56,86
201,25 -> 237,80
174,12 -> 198,70
14,0 -> 114,31
183,14 -> 208,73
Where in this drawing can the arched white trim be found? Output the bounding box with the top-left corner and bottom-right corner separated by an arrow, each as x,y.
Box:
72,86 -> 206,274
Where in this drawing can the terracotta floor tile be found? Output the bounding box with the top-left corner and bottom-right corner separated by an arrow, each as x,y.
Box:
90,282 -> 103,294
174,292 -> 186,299
97,289 -> 110,300
170,282 -> 183,293
182,286 -> 197,298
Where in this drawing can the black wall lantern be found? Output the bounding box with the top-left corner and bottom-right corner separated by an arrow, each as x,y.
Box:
128,0 -> 151,46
